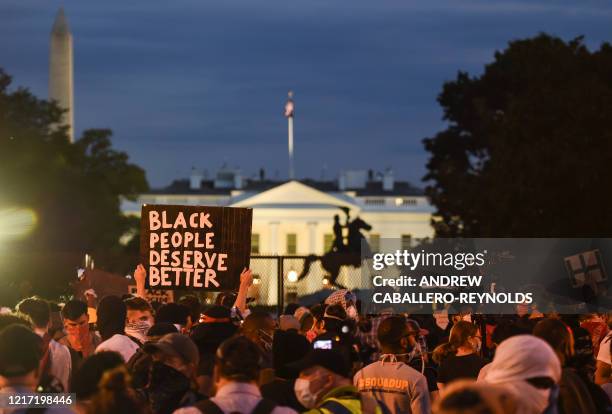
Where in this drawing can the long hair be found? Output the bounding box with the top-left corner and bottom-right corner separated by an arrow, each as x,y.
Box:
433,321 -> 478,364
90,366 -> 148,414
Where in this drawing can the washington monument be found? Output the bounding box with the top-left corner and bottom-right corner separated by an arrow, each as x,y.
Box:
49,8 -> 74,142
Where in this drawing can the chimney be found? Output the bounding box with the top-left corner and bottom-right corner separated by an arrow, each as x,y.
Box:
259,168 -> 265,181
383,168 -> 394,191
190,167 -> 202,190
338,171 -> 347,191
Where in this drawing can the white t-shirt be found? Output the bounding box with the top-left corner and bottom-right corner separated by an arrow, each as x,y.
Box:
597,331 -> 612,365
49,339 -> 72,392
34,328 -> 71,392
95,334 -> 140,362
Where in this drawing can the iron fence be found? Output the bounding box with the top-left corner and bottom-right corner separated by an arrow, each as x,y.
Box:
249,255 -> 369,315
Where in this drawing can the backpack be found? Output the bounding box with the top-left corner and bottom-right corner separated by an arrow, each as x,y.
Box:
193,398 -> 277,414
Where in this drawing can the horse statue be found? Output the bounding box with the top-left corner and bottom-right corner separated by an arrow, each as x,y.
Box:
298,214 -> 372,289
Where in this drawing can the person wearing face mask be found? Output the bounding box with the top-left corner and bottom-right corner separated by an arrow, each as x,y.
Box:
59,299 -> 102,370
157,303 -> 193,334
125,296 -> 155,345
354,316 -> 430,414
313,305 -> 361,369
241,311 -> 277,384
175,336 -> 296,414
433,321 -> 487,390
140,333 -> 203,414
325,290 -> 359,322
261,328 -> 311,411
305,304 -> 326,342
95,295 -> 140,362
288,349 -> 380,414
534,318 -> 605,414
127,322 -> 179,389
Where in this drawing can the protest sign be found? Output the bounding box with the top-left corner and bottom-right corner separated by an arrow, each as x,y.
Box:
565,249 -> 608,289
128,285 -> 174,304
140,204 -> 252,291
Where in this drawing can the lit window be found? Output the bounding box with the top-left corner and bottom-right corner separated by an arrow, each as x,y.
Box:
323,234 -> 333,253
369,234 -> 380,253
286,233 -> 297,255
251,233 -> 260,254
401,234 -> 412,250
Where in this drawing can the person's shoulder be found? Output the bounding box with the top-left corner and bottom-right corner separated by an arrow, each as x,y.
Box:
396,362 -> 426,378
471,354 -> 488,369
271,406 -> 298,414
355,361 -> 377,375
56,334 -> 69,346
49,338 -> 70,352
95,336 -> 111,352
173,407 -> 202,414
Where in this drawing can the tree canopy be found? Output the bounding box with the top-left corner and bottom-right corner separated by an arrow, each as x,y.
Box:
423,34 -> 612,237
0,69 -> 148,302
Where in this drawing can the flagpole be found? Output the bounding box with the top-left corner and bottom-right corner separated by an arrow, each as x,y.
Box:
285,91 -> 295,180
288,116 -> 294,180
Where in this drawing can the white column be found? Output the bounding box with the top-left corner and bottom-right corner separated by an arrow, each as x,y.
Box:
269,221 -> 279,254
263,221 -> 280,305
307,221 -> 317,254
49,8 -> 74,142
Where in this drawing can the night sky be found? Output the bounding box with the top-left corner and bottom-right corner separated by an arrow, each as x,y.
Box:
2,1 -> 611,188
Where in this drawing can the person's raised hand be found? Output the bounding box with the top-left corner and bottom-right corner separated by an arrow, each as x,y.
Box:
240,267 -> 253,287
134,264 -> 147,297
134,264 -> 146,286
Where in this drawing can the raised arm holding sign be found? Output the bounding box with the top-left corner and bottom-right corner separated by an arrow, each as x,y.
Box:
140,204 -> 252,291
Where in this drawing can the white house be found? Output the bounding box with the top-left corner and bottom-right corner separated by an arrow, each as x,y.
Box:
121,168 -> 435,304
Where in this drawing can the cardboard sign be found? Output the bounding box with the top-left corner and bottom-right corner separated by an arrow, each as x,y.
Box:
128,286 -> 175,304
140,204 -> 252,291
565,249 -> 608,288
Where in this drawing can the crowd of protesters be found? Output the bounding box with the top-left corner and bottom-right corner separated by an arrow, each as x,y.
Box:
1,265 -> 612,414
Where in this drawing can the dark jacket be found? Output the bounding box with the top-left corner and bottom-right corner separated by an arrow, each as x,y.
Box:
138,362 -> 204,414
260,378 -> 305,412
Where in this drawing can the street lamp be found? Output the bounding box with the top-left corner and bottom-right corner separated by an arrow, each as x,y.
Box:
287,269 -> 298,283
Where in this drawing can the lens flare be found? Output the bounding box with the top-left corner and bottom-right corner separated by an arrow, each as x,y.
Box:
0,208 -> 37,240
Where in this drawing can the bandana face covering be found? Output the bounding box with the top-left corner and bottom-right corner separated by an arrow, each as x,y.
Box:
125,320 -> 153,343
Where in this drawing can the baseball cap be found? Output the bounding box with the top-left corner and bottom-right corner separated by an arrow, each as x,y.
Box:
287,349 -> 351,378
144,333 -> 199,366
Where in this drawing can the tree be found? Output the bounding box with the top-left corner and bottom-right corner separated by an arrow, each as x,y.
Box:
0,69 -> 148,303
423,34 -> 612,237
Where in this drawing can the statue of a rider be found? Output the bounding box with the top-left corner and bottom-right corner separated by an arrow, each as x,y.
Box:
330,208 -> 371,255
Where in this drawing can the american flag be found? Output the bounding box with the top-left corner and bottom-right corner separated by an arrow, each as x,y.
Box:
284,90 -> 294,118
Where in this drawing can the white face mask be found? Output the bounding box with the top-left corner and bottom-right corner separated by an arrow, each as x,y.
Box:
294,377 -> 320,409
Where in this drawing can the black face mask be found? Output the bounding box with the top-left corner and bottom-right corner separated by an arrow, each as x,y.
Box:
148,361 -> 191,414
150,360 -> 189,387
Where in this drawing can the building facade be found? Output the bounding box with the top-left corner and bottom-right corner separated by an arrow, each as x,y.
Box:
121,168 -> 435,304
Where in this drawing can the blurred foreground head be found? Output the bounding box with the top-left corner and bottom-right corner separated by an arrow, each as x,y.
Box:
215,336 -> 262,383
436,380 -> 518,414
0,324 -> 42,386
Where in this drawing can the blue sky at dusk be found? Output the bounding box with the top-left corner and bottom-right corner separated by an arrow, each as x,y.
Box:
1,0 -> 611,187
